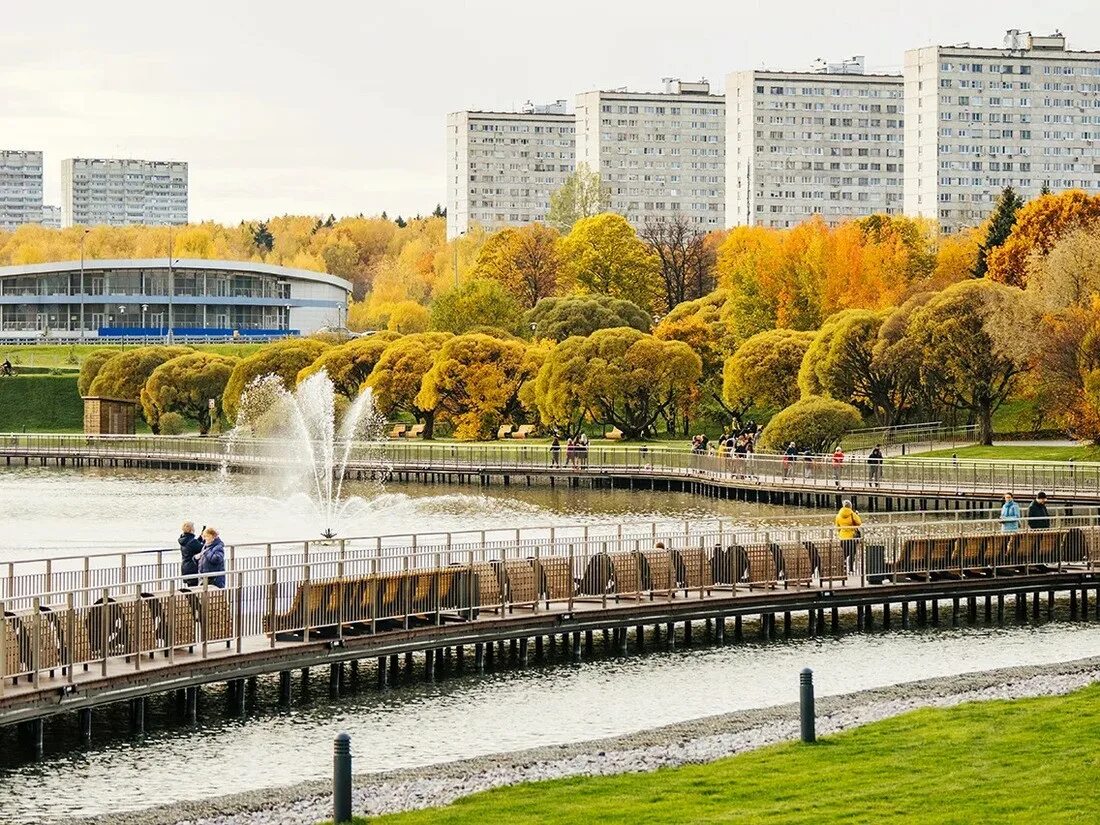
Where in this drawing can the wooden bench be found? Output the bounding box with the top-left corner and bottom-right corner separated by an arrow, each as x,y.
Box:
388,423 -> 407,439
497,424 -> 514,439
676,547 -> 714,592
779,543 -> 813,588
743,543 -> 781,590
2,612 -> 22,678
512,424 -> 536,439
607,552 -> 642,598
808,540 -> 847,586
642,549 -> 676,592
958,535 -> 989,576
534,556 -> 574,603
503,560 -> 539,608
605,427 -> 624,441
405,423 -> 426,439
578,553 -> 612,597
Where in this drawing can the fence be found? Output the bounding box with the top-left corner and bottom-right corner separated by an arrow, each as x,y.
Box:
840,421 -> 979,453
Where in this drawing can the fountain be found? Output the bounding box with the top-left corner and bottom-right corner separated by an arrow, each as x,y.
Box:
230,370 -> 390,537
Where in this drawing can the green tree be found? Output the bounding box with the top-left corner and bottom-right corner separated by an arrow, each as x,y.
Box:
759,396 -> 862,453
297,332 -> 401,400
222,339 -> 329,421
722,329 -> 814,417
557,213 -> 661,311
430,278 -> 524,335
974,186 -> 1024,278
78,348 -> 121,396
251,220 -> 274,253
366,332 -> 452,438
525,295 -> 652,342
905,279 -> 1038,445
141,352 -> 239,435
88,345 -> 193,428
547,163 -> 610,232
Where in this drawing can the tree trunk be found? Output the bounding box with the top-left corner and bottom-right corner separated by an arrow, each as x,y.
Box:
423,411 -> 436,440
978,404 -> 994,446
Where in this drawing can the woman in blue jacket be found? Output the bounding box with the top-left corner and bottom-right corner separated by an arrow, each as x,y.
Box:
1000,493 -> 1021,533
196,527 -> 227,588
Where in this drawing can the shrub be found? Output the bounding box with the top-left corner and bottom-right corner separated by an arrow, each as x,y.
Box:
759,395 -> 862,453
158,411 -> 186,435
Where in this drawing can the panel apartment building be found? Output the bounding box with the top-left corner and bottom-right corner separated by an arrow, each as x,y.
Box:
0,150 -> 44,230
60,157 -> 188,227
905,30 -> 1100,232
574,79 -> 725,230
445,102 -> 575,239
725,57 -> 905,228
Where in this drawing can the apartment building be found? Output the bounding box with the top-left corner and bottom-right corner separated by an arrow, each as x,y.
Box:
39,205 -> 61,228
905,30 -> 1100,232
0,150 -> 44,230
725,58 -> 905,228
60,158 -> 188,227
445,102 -> 575,238
574,79 -> 724,230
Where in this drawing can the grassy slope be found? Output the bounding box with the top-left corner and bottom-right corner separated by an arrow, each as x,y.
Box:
913,445 -> 1100,462
348,685 -> 1100,825
0,342 -> 264,369
0,375 -> 83,431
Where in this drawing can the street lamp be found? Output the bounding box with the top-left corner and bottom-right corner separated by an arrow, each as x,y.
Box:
78,228 -> 90,341
166,228 -> 175,345
141,303 -> 148,330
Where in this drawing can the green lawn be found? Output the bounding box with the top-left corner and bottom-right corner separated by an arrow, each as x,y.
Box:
341,684 -> 1100,824
912,445 -> 1100,462
0,375 -> 83,431
0,341 -> 265,369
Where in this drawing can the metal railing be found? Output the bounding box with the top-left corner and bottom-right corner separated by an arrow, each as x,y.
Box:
841,421 -> 979,453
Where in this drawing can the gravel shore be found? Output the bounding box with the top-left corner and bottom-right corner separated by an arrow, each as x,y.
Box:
77,656 -> 1100,825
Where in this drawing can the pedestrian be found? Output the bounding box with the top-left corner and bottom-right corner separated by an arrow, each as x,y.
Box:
802,449 -> 814,479
578,431 -> 589,467
783,441 -> 797,479
178,520 -> 203,587
195,527 -> 226,588
550,435 -> 561,466
1027,491 -> 1051,530
1000,493 -> 1021,533
868,444 -> 884,487
566,437 -> 576,467
834,499 -> 863,572
832,446 -> 845,487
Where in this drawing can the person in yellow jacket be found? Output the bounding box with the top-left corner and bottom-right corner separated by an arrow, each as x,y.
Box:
835,499 -> 862,573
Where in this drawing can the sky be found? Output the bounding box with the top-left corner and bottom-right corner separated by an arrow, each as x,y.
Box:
2,1 -> 1098,224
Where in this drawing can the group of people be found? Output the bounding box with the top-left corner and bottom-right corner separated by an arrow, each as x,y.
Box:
998,491 -> 1051,532
177,522 -> 226,587
549,432 -> 589,467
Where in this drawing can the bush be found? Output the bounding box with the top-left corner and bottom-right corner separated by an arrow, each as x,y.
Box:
158,411 -> 186,435
759,395 -> 862,453
77,349 -> 121,395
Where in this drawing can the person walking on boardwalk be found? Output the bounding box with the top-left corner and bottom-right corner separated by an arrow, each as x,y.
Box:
550,435 -> 561,467
867,444 -> 884,487
178,521 -> 203,587
782,442 -> 797,479
1027,491 -> 1051,529
195,527 -> 226,588
1000,493 -> 1022,533
835,499 -> 863,572
831,446 -> 845,487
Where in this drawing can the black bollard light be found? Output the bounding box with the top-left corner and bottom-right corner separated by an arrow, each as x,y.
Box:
799,668 -> 816,743
333,732 -> 352,824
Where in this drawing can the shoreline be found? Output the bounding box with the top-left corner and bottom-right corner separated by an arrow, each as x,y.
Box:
73,654 -> 1100,825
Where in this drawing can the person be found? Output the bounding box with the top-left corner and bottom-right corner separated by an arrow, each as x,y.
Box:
578,431 -> 589,468
1,358 -> 12,377
550,435 -> 561,467
733,435 -> 748,478
832,446 -> 845,487
1000,493 -> 1021,533
834,499 -> 863,572
566,437 -> 576,468
195,527 -> 226,588
1027,491 -> 1051,530
802,449 -> 814,480
178,521 -> 204,586
783,441 -> 797,479
868,444 -> 884,487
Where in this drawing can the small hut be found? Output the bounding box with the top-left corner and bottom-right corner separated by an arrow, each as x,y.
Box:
82,396 -> 137,435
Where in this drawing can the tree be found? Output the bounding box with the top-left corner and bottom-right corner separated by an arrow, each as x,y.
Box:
557,213 -> 661,311
366,332 -> 452,438
535,328 -> 702,439
986,190 -> 1100,287
141,352 -> 239,435
430,278 -> 524,335
416,333 -> 529,440
472,224 -> 561,308
640,215 -> 717,312
385,301 -> 431,334
432,203 -> 446,218
722,329 -> 814,417
974,186 -> 1024,278
547,164 -> 609,232
904,279 -> 1038,445
297,333 -> 401,400
88,345 -> 193,429
78,348 -> 121,396
1026,304 -> 1100,440
1025,227 -> 1100,310
251,221 -> 274,253
759,396 -> 863,453
222,339 -> 329,421
525,295 -> 652,342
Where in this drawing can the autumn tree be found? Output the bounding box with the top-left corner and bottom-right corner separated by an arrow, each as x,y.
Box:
904,279 -> 1038,444
986,190 -> 1100,287
78,348 -> 122,396
367,332 -> 452,438
1025,227 -> 1100,310
141,352 -> 239,434
722,328 -> 814,418
416,333 -> 529,440
471,224 -> 561,308
759,396 -> 862,453
385,301 -> 431,334
430,278 -> 524,336
88,345 -> 193,429
297,332 -> 401,400
639,215 -> 717,312
525,295 -> 652,342
556,213 -> 661,311
547,164 -> 610,232
222,338 -> 329,421
974,186 -> 1024,278
251,221 -> 274,253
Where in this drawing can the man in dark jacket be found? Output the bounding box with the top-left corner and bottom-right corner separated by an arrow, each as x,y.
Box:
179,521 -> 203,586
1027,492 -> 1051,529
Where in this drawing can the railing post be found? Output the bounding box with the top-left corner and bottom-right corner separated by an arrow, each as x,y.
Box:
800,668 -> 816,744
31,597 -> 42,688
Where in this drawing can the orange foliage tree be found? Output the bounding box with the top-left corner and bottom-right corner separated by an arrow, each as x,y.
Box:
986,190 -> 1100,287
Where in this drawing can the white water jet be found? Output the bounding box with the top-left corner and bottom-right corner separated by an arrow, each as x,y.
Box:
230,370 -> 390,537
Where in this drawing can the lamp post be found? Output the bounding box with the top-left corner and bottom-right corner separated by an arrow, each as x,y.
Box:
141,303 -> 148,330
78,229 -> 90,341
166,228 -> 175,345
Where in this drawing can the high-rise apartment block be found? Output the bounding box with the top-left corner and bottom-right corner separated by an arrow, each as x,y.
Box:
0,150 -> 44,230
905,30 -> 1100,232
60,158 -> 188,228
725,58 -> 905,228
39,205 -> 61,228
445,102 -> 575,239
574,79 -> 725,229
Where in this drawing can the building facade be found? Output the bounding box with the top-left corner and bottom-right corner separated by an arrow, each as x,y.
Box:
726,60 -> 904,228
905,31 -> 1100,232
60,158 -> 188,228
0,150 -> 44,231
40,205 -> 61,228
446,103 -> 575,239
574,79 -> 725,230
0,259 -> 350,340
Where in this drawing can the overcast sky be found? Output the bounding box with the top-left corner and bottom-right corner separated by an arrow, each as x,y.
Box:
3,1 -> 1097,223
